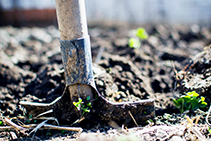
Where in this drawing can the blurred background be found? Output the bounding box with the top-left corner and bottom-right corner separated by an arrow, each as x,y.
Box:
0,0 -> 211,27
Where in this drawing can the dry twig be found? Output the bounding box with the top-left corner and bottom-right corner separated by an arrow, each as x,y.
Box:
0,126 -> 13,131
4,117 -> 27,131
29,117 -> 59,136
34,109 -> 53,118
23,124 -> 82,132
128,111 -> 138,127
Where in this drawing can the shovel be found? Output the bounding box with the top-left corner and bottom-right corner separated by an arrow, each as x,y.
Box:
20,0 -> 155,126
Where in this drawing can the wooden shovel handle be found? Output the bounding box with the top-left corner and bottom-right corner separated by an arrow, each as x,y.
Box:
55,0 -> 88,40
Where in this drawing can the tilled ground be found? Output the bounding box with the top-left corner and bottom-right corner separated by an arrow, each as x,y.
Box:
0,24 -> 211,140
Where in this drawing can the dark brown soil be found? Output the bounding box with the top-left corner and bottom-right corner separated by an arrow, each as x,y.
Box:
0,24 -> 211,140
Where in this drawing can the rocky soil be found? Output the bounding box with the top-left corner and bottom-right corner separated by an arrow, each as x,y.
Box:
0,24 -> 211,140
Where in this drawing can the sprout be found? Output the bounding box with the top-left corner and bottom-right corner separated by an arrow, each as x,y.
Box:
128,27 -> 148,49
173,91 -> 207,113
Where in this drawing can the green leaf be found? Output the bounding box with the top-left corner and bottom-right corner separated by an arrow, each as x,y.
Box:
192,93 -> 199,98
187,91 -> 199,98
181,99 -> 185,112
191,98 -> 199,110
200,96 -> 205,102
0,121 -> 3,125
191,98 -> 199,107
86,96 -> 90,101
73,102 -> 79,107
173,99 -> 181,109
186,103 -> 192,111
186,91 -> 192,96
85,109 -> 90,113
184,102 -> 191,111
78,98 -> 82,103
82,107 -> 90,113
148,119 -> 154,123
136,28 -> 148,40
128,38 -> 141,48
176,98 -> 183,104
208,128 -> 211,133
180,108 -> 184,113
87,102 -> 92,108
199,101 -> 207,108
61,130 -> 66,134
81,104 -> 85,108
28,115 -> 33,119
183,95 -> 191,103
192,105 -> 199,110
26,119 -> 30,123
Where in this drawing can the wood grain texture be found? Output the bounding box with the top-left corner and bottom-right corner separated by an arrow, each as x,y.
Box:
55,0 -> 88,40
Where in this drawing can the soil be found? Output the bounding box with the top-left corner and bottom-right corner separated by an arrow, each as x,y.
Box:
0,24 -> 211,140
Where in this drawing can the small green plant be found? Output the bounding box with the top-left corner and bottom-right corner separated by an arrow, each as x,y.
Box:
128,38 -> 141,49
25,114 -> 33,123
208,127 -> 211,134
61,130 -> 66,134
136,28 -> 148,40
106,67 -> 112,73
0,120 -> 3,126
173,91 -> 207,113
128,28 -> 148,49
73,96 -> 92,116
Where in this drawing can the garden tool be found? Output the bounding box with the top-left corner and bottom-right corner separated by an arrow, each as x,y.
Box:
20,0 -> 155,126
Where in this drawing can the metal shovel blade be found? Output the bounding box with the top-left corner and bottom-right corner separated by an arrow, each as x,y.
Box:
20,86 -> 154,126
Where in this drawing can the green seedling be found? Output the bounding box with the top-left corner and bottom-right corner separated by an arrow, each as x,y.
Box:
128,38 -> 141,49
208,127 -> 211,134
73,96 -> 92,116
26,114 -> 33,123
106,67 -> 112,73
28,114 -> 33,119
136,28 -> 148,40
128,27 -> 148,49
0,120 -> 3,126
173,91 -> 207,113
61,130 -> 66,134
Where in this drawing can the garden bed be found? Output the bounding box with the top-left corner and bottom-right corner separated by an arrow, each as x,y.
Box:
0,24 -> 211,140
